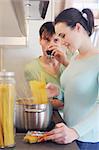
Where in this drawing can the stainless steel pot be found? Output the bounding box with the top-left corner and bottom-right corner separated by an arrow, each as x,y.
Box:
15,99 -> 52,131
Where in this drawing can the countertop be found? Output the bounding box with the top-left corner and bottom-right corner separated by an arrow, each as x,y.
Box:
0,134 -> 79,150
0,110 -> 79,150
15,133 -> 79,150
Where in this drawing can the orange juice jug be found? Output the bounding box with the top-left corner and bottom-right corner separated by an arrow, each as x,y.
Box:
0,70 -> 15,148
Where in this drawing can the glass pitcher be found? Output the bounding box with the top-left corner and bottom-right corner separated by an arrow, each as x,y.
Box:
0,70 -> 15,148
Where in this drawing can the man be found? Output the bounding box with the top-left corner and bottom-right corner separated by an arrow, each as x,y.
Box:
24,22 -> 65,110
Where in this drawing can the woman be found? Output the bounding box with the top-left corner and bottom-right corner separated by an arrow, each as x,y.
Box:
46,8 -> 99,150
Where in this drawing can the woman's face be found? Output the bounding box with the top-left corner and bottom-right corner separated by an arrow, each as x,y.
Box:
55,22 -> 81,52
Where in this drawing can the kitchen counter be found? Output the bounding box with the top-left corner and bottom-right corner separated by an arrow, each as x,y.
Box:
1,110 -> 79,150
0,133 -> 79,150
15,133 -> 79,150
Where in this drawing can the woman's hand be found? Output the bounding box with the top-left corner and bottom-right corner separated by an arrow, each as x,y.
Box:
47,45 -> 69,67
49,98 -> 64,109
45,123 -> 79,144
46,83 -> 59,98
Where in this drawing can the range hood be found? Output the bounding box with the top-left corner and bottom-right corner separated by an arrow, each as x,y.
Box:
25,0 -> 49,20
0,0 -> 26,48
0,0 -> 26,37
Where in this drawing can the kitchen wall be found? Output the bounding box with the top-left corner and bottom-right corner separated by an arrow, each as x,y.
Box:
3,1 -> 53,98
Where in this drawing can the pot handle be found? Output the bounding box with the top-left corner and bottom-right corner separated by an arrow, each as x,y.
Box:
24,108 -> 46,113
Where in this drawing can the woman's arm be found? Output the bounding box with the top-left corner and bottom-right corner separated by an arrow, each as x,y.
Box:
46,83 -> 60,98
45,123 -> 79,144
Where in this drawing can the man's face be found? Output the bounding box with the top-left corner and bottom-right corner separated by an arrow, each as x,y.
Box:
40,32 -> 61,56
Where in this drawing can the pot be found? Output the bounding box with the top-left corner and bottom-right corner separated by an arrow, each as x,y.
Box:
15,99 -> 52,131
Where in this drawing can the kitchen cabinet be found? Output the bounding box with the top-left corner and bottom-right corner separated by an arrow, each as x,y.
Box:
0,0 -> 26,48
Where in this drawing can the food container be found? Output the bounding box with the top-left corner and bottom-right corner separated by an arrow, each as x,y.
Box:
24,131 -> 47,143
15,99 -> 52,131
0,70 -> 15,148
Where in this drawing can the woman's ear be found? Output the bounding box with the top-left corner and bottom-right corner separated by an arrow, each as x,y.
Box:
75,23 -> 81,32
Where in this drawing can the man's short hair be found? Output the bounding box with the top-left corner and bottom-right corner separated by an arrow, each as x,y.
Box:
39,22 -> 55,38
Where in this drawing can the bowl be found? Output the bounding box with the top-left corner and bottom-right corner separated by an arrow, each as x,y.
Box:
15,99 -> 52,131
